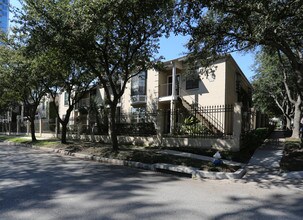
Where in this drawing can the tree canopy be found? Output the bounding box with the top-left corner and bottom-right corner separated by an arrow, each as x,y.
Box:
16,0 -> 174,149
177,0 -> 303,90
0,39 -> 48,141
252,50 -> 295,129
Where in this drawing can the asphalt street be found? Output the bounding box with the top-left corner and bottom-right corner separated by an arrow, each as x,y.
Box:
0,142 -> 302,220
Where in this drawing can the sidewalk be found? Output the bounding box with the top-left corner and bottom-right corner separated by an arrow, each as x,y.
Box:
242,131 -> 303,190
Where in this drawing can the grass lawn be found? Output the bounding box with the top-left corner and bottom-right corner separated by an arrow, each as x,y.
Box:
0,135 -> 60,147
280,139 -> 303,171
0,135 -> 240,173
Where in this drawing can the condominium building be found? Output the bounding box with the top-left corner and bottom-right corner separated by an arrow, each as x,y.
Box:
57,55 -> 254,138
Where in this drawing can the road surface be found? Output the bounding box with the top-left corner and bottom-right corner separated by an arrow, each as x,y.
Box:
0,142 -> 302,220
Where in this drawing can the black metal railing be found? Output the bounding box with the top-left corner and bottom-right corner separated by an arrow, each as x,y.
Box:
161,104 -> 233,138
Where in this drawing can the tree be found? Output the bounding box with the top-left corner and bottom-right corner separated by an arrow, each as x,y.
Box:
252,50 -> 296,131
176,0 -> 303,92
36,49 -> 96,144
18,0 -> 174,150
0,43 -> 47,141
0,47 -> 19,113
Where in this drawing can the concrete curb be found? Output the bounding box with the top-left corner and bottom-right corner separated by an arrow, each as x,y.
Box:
159,150 -> 245,167
4,141 -> 246,180
153,163 -> 246,180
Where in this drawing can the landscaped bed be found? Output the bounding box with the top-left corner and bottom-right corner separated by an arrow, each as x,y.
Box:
280,139 -> 303,171
0,135 -> 240,173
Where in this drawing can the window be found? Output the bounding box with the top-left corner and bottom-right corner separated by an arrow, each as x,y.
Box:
131,71 -> 147,96
64,92 -> 69,106
186,77 -> 199,90
131,107 -> 146,123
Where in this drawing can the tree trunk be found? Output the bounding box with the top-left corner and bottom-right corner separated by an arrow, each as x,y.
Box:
30,118 -> 37,142
286,116 -> 292,130
61,122 -> 68,144
291,96 -> 301,139
57,107 -> 72,144
109,105 -> 119,151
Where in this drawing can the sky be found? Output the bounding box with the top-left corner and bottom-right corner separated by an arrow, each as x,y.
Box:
9,0 -> 256,81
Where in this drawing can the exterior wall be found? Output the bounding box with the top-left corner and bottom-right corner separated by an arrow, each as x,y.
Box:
225,59 -> 238,105
225,56 -> 252,105
121,81 -> 132,114
66,134 -> 240,151
58,92 -> 76,121
146,69 -> 159,112
180,61 -> 227,107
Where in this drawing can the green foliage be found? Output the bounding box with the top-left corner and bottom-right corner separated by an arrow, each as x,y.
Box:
180,116 -> 209,135
241,127 -> 272,150
0,136 -> 30,143
280,139 -> 303,171
252,50 -> 298,120
176,0 -> 303,91
17,0 -> 174,149
116,123 -> 156,136
0,46 -> 22,111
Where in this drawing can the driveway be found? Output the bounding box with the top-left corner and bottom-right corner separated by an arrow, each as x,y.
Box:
0,142 -> 303,220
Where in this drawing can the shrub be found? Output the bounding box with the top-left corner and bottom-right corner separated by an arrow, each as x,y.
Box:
179,116 -> 210,135
116,123 -> 156,136
241,127 -> 272,149
280,139 -> 303,171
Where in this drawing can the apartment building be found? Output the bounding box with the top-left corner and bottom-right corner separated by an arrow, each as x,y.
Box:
56,54 -> 252,137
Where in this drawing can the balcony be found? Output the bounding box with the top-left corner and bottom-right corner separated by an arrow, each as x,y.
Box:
75,98 -> 90,110
131,95 -> 147,105
158,83 -> 180,102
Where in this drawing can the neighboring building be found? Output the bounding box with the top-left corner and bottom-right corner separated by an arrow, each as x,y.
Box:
0,0 -> 9,33
57,55 -> 254,137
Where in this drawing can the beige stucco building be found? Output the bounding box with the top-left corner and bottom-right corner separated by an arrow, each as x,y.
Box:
56,55 -> 252,137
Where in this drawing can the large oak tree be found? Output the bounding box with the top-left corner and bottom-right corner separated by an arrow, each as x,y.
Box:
17,0 -> 174,150
177,1 -> 303,85
252,50 -> 299,133
0,42 -> 47,141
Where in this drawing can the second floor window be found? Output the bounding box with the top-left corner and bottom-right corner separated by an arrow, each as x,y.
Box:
186,77 -> 199,90
131,71 -> 147,96
64,92 -> 69,106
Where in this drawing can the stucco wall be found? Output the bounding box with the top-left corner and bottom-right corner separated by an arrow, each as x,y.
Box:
225,60 -> 238,105
121,80 -> 132,114
146,69 -> 159,112
180,61 -> 227,107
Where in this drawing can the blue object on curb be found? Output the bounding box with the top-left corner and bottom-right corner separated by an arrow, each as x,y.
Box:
213,151 -> 223,166
213,159 -> 223,166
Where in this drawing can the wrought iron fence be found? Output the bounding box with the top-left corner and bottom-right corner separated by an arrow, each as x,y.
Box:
67,117 -> 108,136
162,104 -> 234,138
66,111 -> 158,136
115,112 -> 157,136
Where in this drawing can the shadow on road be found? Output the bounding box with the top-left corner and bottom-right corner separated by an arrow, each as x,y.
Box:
0,143 -> 198,219
212,193 -> 303,220
1,142 -> 302,220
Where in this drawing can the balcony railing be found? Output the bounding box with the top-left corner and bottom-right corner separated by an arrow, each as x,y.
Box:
131,95 -> 147,104
159,83 -> 180,97
75,98 -> 90,109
